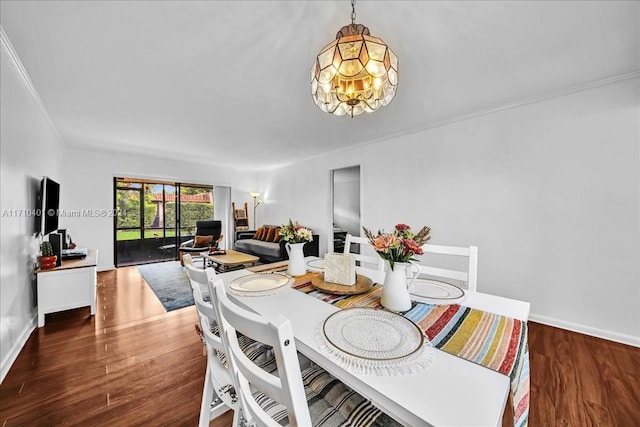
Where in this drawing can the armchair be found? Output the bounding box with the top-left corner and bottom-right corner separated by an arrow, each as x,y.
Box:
179,220 -> 223,266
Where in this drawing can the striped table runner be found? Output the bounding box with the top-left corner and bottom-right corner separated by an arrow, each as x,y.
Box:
294,281 -> 529,427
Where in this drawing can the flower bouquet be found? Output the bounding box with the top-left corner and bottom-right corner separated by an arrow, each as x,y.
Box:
363,223 -> 431,270
363,223 -> 431,311
279,219 -> 314,244
280,219 -> 313,276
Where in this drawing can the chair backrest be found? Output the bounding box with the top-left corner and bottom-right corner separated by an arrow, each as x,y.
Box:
416,244 -> 478,291
184,264 -> 237,408
185,261 -> 215,294
195,220 -> 222,241
210,279 -> 311,427
416,245 -> 531,320
343,234 -> 385,283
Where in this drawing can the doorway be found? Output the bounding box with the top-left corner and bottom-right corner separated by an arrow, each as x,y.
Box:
331,165 -> 361,253
114,178 -> 214,266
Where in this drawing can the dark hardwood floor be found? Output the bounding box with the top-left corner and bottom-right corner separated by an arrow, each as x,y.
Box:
1,266 -> 638,426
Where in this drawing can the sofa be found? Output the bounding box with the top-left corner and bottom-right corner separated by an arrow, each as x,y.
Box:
235,225 -> 319,263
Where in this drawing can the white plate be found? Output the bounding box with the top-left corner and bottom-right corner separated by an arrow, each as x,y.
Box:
322,308 -> 424,360
409,279 -> 465,303
229,273 -> 290,293
306,259 -> 325,271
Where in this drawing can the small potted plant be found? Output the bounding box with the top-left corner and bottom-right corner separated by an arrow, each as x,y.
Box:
39,241 -> 57,270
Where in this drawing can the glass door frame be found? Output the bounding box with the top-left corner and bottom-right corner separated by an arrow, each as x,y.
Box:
113,178 -> 214,267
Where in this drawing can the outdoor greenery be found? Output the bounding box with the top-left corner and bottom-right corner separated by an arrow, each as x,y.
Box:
116,183 -> 213,241
115,183 -> 214,241
165,202 -> 214,230
116,228 -> 201,241
116,187 -> 155,228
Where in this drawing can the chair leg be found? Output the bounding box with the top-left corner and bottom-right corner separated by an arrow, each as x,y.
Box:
200,361 -> 231,426
232,408 -> 243,427
199,363 -> 214,427
209,399 -> 231,421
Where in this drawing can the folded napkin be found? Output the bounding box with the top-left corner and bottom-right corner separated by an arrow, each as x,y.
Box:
324,253 -> 356,286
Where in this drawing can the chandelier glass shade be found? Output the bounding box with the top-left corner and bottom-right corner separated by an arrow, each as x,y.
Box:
311,23 -> 398,117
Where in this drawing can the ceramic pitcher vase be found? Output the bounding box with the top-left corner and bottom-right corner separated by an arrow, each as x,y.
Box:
285,242 -> 306,276
381,260 -> 419,312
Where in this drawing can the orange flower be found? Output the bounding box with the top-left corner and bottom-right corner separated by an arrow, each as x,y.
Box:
372,234 -> 400,253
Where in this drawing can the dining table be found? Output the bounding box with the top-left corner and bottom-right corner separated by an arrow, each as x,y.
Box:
217,257 -> 529,427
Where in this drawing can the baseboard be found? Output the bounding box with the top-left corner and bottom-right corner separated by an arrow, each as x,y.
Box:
529,313 -> 640,348
0,313 -> 37,384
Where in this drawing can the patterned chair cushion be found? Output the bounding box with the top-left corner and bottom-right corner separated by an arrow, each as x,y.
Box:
250,364 -> 401,427
210,323 -> 277,373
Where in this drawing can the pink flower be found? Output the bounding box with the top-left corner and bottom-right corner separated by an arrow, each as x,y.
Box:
402,239 -> 423,256
395,224 -> 410,231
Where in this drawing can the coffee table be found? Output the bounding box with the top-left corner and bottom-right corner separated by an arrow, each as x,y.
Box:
205,249 -> 260,272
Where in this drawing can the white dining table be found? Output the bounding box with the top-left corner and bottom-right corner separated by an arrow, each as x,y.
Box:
218,261 -> 518,427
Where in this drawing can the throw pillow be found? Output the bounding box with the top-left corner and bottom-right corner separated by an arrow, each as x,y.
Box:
260,227 -> 272,241
272,227 -> 281,242
260,227 -> 269,240
265,227 -> 276,242
194,235 -> 213,248
253,227 -> 264,240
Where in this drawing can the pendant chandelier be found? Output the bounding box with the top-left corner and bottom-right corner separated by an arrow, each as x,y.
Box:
311,0 -> 398,117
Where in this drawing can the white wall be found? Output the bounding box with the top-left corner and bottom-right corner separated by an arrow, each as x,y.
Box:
257,77 -> 640,346
0,40 -> 64,381
61,148 -> 258,270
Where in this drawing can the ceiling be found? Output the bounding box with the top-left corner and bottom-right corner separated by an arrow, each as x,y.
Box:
1,1 -> 638,171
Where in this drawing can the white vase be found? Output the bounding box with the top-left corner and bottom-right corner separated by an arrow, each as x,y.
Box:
381,260 -> 418,312
285,242 -> 306,276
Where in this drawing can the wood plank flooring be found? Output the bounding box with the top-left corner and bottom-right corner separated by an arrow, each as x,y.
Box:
1,266 -> 639,426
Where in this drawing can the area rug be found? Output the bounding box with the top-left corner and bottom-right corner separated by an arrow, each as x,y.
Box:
137,261 -> 194,312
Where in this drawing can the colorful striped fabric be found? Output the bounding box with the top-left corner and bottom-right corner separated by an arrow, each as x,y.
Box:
293,281 -> 530,427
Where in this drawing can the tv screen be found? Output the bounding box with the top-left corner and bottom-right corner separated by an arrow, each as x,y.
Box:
40,177 -> 60,235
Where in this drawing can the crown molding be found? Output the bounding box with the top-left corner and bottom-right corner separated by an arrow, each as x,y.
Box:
367,70 -> 640,149
1,26 -> 66,147
420,71 -> 640,131
286,70 -> 640,172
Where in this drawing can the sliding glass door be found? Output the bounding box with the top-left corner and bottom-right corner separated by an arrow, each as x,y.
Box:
114,178 -> 214,266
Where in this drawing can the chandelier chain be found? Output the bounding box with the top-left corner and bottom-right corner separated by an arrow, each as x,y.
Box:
351,0 -> 356,24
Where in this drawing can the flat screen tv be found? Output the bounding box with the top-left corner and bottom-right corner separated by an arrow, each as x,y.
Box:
36,177 -> 60,236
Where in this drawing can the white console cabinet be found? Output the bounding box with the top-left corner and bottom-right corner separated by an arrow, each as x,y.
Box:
36,249 -> 98,327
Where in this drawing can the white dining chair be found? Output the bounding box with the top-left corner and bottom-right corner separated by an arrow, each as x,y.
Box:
209,279 -> 400,427
184,255 -> 211,298
185,263 -> 277,426
416,244 -> 479,291
413,246 -> 531,321
343,233 -> 386,283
